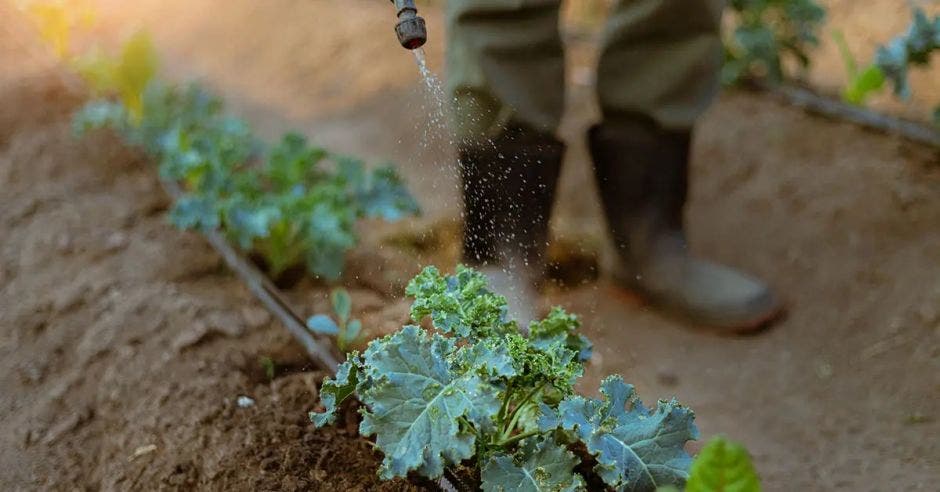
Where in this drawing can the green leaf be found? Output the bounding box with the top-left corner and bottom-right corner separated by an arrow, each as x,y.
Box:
170,195 -> 220,230
843,65 -> 885,105
455,339 -> 517,378
528,307 -> 592,362
331,288 -> 352,324
358,326 -> 502,479
358,166 -> 421,221
406,265 -> 514,339
310,358 -> 359,427
540,376 -> 697,491
307,314 -> 340,336
116,31 -> 158,122
343,319 -> 362,345
482,438 -> 585,492
685,437 -> 761,492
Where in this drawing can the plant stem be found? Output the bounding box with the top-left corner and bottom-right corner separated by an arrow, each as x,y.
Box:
459,416 -> 479,437
501,403 -> 531,441
501,381 -> 546,435
496,429 -> 540,448
495,382 -> 515,429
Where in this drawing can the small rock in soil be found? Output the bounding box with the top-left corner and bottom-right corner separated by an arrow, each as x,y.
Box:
237,396 -> 256,408
132,444 -> 158,459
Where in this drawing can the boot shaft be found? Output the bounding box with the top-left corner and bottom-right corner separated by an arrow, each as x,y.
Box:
459,125 -> 564,271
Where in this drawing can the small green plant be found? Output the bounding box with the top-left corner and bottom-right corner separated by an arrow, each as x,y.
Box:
723,0 -> 826,84
685,437 -> 761,492
307,288 -> 364,352
312,265 -> 701,491
843,7 -> 940,125
72,32 -> 420,280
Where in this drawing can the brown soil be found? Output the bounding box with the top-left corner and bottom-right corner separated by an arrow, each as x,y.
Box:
2,1 -> 939,491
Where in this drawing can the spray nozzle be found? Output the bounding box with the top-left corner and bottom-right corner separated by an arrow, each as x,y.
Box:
390,0 -> 427,50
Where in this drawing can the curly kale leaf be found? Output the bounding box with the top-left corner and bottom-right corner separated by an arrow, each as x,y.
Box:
406,265 -> 515,339
685,437 -> 761,492
539,376 -> 697,491
358,326 -> 502,480
528,307 -> 592,362
309,358 -> 360,427
482,438 -> 585,492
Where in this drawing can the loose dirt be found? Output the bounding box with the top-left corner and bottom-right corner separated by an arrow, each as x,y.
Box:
2,1 -> 938,491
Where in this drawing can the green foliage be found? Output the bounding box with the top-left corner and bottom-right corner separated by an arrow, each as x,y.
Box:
539,376 -> 698,490
72,36 -> 419,280
724,0 -> 826,84
311,265 -> 699,490
307,288 -> 364,352
844,7 -> 940,126
874,8 -> 940,100
685,437 -> 761,492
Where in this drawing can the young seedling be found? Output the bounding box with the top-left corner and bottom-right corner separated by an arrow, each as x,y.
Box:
312,266 -> 699,491
306,288 -> 363,353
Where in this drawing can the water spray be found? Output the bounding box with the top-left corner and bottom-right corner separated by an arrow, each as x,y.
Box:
390,0 -> 427,50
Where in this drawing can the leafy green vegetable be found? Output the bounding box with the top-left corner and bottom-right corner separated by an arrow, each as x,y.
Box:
724,0 -> 826,84
685,437 -> 761,492
72,37 -> 419,280
482,438 -> 585,492
359,325 -> 502,479
312,266 -> 699,490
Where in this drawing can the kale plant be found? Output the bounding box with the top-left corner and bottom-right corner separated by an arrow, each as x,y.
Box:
71,33 -> 419,279
843,7 -> 940,125
312,265 -> 699,491
724,0 -> 826,84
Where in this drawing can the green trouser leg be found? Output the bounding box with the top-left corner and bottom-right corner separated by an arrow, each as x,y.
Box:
597,0 -> 726,131
446,0 -> 726,135
445,0 -> 565,142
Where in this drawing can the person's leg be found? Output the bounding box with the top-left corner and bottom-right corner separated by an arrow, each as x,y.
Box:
446,0 -> 566,323
590,0 -> 782,331
446,0 -> 565,141
597,0 -> 724,131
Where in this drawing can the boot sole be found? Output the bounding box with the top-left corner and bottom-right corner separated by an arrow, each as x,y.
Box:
608,282 -> 787,335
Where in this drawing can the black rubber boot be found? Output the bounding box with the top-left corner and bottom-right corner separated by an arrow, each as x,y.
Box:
589,120 -> 782,332
459,125 -> 564,323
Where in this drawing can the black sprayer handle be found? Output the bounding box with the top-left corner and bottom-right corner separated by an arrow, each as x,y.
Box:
390,0 -> 427,50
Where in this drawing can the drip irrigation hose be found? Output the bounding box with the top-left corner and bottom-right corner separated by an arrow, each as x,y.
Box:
158,179 -> 342,374
763,82 -> 940,148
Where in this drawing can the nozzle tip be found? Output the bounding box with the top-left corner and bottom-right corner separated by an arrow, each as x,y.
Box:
396,16 -> 427,50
